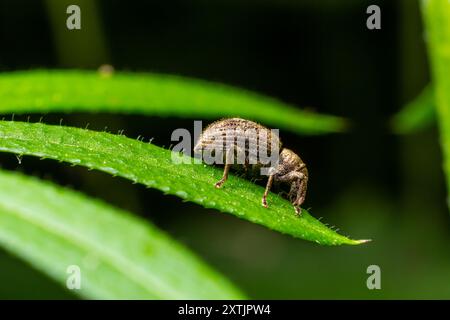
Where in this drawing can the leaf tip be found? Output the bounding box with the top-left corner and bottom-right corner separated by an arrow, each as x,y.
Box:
355,239 -> 372,244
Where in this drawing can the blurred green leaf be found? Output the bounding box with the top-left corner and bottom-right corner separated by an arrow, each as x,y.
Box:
422,0 -> 450,209
0,169 -> 244,299
391,85 -> 436,134
0,121 -> 367,245
0,70 -> 346,135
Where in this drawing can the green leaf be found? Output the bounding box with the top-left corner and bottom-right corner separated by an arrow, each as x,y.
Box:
422,0 -> 450,207
0,169 -> 244,299
0,121 -> 368,245
0,70 -> 346,135
391,85 -> 436,134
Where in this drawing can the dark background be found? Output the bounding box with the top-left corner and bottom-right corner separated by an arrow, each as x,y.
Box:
0,0 -> 449,299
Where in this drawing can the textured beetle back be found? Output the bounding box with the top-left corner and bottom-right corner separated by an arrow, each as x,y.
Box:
194,118 -> 282,166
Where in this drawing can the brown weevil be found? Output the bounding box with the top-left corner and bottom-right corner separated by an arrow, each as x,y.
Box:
193,118 -> 308,216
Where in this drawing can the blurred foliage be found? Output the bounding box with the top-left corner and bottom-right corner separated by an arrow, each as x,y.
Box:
422,0 -> 450,209
0,169 -> 244,299
391,85 -> 435,134
0,70 -> 347,135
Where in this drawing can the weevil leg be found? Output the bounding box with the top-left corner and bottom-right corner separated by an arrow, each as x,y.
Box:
243,158 -> 250,174
262,174 -> 274,208
293,179 -> 306,217
215,164 -> 231,188
215,147 -> 235,188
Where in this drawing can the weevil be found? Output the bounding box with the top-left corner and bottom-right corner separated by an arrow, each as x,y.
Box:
193,118 -> 308,215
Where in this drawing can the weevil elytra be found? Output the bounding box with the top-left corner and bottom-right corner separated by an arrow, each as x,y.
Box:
193,118 -> 308,215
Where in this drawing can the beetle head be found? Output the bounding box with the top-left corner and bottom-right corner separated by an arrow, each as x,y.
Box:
273,148 -> 308,213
